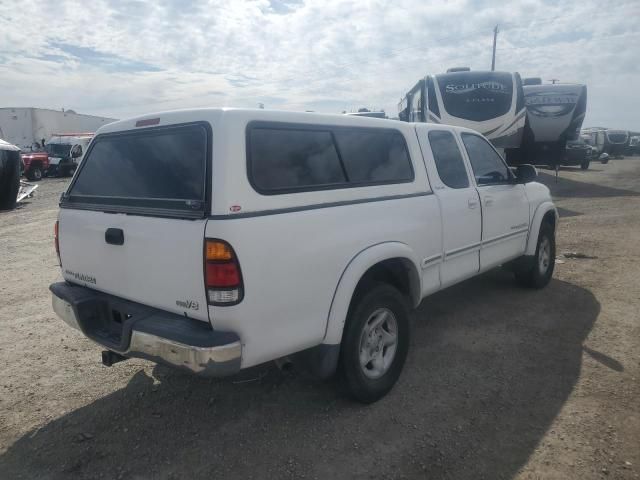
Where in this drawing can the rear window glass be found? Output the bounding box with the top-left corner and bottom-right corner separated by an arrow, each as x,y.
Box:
248,128 -> 345,192
248,124 -> 413,194
68,124 -> 207,211
333,130 -> 413,183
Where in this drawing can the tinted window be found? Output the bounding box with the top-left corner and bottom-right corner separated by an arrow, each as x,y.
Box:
461,133 -> 511,185
69,124 -> 206,208
428,130 -> 469,189
46,143 -> 71,157
333,130 -> 413,183
249,128 -> 345,192
438,71 -> 514,122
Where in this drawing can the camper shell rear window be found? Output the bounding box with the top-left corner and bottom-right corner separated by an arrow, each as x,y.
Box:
63,123 -> 210,218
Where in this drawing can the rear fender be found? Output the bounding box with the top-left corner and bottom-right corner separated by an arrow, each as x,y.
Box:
322,242 -> 421,346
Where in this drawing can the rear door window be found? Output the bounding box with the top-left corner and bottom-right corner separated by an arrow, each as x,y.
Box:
66,123 -> 208,215
427,130 -> 469,189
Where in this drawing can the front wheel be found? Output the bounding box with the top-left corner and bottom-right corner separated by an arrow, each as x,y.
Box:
515,222 -> 555,288
339,283 -> 410,403
26,166 -> 43,181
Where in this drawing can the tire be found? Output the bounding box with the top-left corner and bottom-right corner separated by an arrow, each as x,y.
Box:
26,165 -> 43,181
515,222 -> 555,289
338,282 -> 410,403
580,160 -> 590,170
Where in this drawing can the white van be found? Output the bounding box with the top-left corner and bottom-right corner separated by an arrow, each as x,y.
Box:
46,133 -> 93,176
51,109 -> 557,402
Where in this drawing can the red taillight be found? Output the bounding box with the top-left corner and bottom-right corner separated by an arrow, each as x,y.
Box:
206,263 -> 241,287
204,239 -> 243,305
54,220 -> 61,265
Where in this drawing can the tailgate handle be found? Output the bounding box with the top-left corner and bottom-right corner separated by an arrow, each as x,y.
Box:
105,228 -> 124,246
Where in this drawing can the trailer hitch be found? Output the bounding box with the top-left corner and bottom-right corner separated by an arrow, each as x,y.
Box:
101,350 -> 129,367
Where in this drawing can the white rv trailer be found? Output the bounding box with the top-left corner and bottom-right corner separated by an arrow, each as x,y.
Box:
581,127 -> 607,155
504,79 -> 587,167
602,129 -> 629,157
0,107 -> 116,151
398,68 -> 526,151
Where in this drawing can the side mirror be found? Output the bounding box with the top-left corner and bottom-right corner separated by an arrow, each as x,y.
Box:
515,164 -> 537,183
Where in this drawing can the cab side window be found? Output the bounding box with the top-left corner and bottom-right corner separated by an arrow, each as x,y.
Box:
461,133 -> 511,185
428,130 -> 469,189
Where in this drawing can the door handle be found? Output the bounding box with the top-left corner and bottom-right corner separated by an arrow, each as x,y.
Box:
105,228 -> 124,245
468,198 -> 478,209
484,196 -> 494,207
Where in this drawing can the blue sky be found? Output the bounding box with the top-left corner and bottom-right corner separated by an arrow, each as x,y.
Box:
0,0 -> 639,130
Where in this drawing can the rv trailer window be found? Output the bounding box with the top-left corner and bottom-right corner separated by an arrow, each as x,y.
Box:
248,127 -> 346,193
333,130 -> 413,183
461,133 -> 511,185
428,131 -> 469,189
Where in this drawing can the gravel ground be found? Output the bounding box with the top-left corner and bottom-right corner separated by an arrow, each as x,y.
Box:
1,159 -> 639,479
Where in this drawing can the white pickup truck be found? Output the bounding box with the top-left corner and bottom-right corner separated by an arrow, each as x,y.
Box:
51,109 -> 557,403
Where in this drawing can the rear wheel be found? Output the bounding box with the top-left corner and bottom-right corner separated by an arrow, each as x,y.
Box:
515,222 -> 555,288
339,283 -> 410,403
580,160 -> 590,170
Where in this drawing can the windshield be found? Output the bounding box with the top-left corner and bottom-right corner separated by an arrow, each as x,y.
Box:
65,123 -> 208,216
437,71 -> 513,121
45,143 -> 72,157
607,132 -> 628,143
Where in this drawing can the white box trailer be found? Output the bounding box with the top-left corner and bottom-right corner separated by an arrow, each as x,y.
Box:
0,108 -> 116,151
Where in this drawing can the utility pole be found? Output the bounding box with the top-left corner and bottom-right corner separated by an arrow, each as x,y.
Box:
491,24 -> 499,71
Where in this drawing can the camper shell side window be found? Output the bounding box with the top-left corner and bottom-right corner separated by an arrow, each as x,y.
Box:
246,122 -> 414,195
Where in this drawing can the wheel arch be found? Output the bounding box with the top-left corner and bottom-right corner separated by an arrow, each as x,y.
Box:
322,242 -> 421,346
525,202 -> 558,256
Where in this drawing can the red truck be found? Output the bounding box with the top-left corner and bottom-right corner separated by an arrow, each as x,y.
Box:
21,151 -> 49,181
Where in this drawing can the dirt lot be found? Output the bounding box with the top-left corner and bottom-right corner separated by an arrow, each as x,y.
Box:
1,159 -> 639,480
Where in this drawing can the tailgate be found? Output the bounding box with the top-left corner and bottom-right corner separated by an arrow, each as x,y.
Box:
59,210 -> 209,321
58,121 -> 211,322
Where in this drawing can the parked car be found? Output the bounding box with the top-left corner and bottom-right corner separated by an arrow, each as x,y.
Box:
21,151 -> 50,181
564,139 -> 593,170
50,109 -> 557,403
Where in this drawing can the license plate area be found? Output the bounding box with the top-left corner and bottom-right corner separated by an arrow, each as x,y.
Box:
74,297 -> 148,352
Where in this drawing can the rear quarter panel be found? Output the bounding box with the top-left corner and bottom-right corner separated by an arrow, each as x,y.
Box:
207,195 -> 441,368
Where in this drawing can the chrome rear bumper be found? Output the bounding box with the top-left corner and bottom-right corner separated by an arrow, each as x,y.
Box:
51,283 -> 241,377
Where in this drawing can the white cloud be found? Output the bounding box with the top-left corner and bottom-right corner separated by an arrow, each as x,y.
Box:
0,0 -> 638,129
